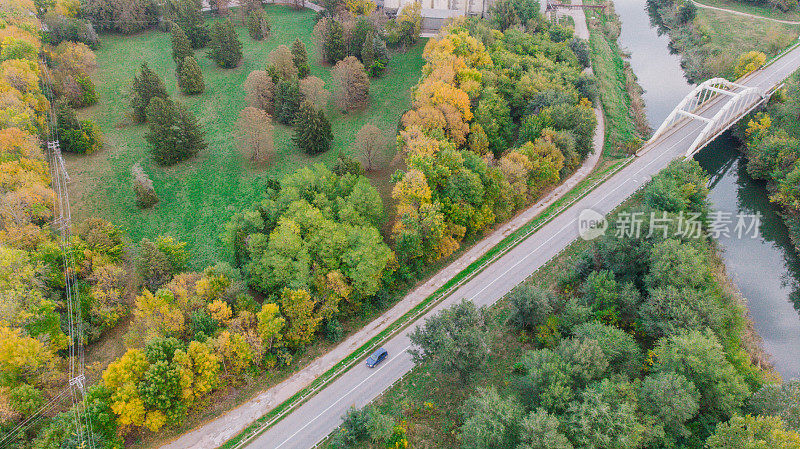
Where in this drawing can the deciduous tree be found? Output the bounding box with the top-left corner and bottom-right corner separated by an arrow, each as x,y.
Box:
353,123 -> 386,171
244,70 -> 275,112
408,299 -> 490,382
236,106 -> 275,162
268,44 -> 298,81
332,56 -> 369,111
299,76 -> 329,109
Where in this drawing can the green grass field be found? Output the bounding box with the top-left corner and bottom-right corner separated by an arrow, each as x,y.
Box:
692,7 -> 799,79
693,0 -> 800,22
68,6 -> 426,268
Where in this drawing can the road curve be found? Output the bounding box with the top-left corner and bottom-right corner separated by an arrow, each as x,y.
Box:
246,43 -> 800,449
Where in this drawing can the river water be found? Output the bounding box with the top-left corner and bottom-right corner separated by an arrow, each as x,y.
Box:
614,0 -> 800,379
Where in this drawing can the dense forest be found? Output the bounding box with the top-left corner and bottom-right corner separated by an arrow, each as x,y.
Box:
325,160 -> 800,448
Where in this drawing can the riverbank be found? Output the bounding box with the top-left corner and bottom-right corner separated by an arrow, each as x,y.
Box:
646,0 -> 799,82
584,0 -> 651,156
738,70 -> 800,256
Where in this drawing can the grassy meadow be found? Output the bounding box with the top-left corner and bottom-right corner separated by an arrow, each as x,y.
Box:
693,0 -> 800,22
68,5 -> 426,268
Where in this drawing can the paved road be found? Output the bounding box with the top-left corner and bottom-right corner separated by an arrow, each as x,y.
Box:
247,43 -> 800,449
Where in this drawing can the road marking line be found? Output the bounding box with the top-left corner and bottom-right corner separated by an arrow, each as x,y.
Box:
272,346 -> 411,449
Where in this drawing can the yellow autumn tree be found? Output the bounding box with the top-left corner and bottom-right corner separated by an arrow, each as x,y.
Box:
174,340 -> 220,407
279,288 -> 321,348
256,302 -> 285,350
103,348 -> 149,430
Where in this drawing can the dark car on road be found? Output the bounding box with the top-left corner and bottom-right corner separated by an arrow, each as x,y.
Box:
365,348 -> 388,368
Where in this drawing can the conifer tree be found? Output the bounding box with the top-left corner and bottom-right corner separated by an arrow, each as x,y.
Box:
293,101 -> 332,155
177,0 -> 210,49
347,17 -> 373,60
274,79 -> 301,125
371,35 -> 389,76
145,97 -> 207,165
131,62 -> 169,123
171,24 -> 193,69
323,19 -> 346,65
247,9 -> 270,40
178,56 -> 205,95
207,19 -> 242,68
360,34 -> 375,73
291,38 -> 310,79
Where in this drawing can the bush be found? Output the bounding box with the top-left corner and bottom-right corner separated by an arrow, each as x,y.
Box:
61,75 -> 98,108
323,318 -> 343,342
178,56 -> 205,95
135,235 -> 189,289
56,101 -> 102,154
734,51 -> 767,79
43,12 -> 100,49
132,163 -> 158,208
81,0 -> 159,34
507,284 -> 559,332
207,19 -> 243,68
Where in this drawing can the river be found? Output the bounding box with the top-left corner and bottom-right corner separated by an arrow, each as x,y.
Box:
614,0 -> 800,379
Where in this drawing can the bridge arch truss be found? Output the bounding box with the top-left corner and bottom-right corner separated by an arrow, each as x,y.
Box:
650,77 -> 766,158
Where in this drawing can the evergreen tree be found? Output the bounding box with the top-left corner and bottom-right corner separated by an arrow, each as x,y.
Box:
145,97 -> 207,165
371,35 -> 389,76
293,101 -> 332,155
323,19 -> 346,65
176,0 -> 210,49
274,79 -> 301,125
360,34 -> 376,75
347,17 -> 373,60
171,24 -> 193,69
291,38 -> 310,79
131,62 -> 169,123
247,9 -> 270,40
178,56 -> 205,95
207,19 -> 243,68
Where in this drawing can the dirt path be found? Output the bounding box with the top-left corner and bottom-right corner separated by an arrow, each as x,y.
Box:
159,11 -> 605,449
690,0 -> 800,25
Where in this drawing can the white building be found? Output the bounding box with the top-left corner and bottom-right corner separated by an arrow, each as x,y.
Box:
381,0 -> 488,31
